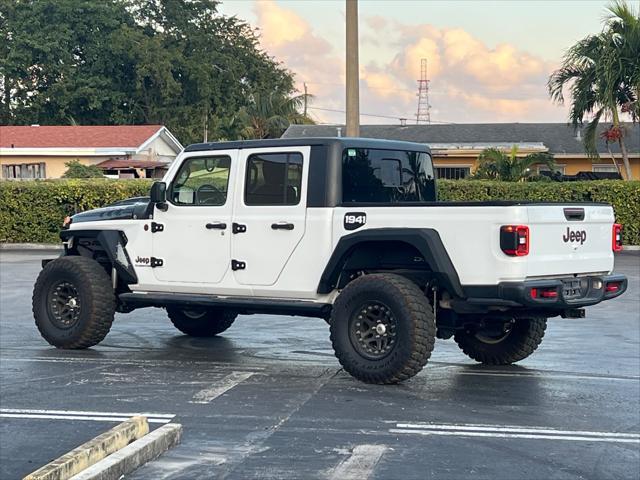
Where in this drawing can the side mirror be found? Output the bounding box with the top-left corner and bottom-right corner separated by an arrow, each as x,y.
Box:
150,182 -> 168,211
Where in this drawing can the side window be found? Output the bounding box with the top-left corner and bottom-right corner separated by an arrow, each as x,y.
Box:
342,148 -> 436,203
245,152 -> 303,206
170,156 -> 231,206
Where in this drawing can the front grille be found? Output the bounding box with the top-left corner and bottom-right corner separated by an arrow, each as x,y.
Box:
562,278 -> 589,300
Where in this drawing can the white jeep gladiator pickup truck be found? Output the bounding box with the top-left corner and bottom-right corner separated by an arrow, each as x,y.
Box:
32,138 -> 628,384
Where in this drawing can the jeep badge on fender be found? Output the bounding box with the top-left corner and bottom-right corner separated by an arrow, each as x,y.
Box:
563,227 -> 587,245
344,212 -> 366,230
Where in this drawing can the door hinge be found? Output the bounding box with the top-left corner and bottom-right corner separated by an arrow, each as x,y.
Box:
151,222 -> 164,233
231,259 -> 246,271
232,223 -> 247,234
150,257 -> 164,268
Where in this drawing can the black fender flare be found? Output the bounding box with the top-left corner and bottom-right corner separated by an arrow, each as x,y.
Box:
59,229 -> 138,284
317,228 -> 464,297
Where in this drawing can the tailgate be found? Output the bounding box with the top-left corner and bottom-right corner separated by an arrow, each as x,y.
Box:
526,204 -> 615,278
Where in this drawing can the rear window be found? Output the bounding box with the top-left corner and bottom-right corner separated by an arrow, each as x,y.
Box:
342,148 -> 436,204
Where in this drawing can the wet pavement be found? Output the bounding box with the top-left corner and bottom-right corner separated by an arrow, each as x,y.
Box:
1,250 -> 638,479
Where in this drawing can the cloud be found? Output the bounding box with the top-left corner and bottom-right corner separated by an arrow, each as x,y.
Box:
253,0 -> 344,118
251,1 -> 567,124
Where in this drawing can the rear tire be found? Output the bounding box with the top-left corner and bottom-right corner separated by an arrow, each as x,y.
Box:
32,256 -> 115,349
167,307 -> 237,337
330,273 -> 436,384
454,317 -> 547,365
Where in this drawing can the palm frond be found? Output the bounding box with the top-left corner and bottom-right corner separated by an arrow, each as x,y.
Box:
584,107 -> 605,158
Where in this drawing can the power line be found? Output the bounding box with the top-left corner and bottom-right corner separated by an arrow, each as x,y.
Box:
307,106 -> 455,124
309,106 -> 410,121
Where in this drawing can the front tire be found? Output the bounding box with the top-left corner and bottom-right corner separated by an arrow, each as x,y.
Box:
32,256 -> 116,349
454,317 -> 547,365
330,273 -> 436,384
167,307 -> 237,337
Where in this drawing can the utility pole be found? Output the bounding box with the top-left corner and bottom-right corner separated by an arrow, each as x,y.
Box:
303,82 -> 308,117
345,0 -> 360,137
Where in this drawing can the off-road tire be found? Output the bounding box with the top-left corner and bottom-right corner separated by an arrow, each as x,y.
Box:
167,307 -> 237,337
32,256 -> 115,349
330,273 -> 436,384
454,317 -> 547,365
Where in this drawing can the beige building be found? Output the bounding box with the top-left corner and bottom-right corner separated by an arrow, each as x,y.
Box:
0,125 -> 183,179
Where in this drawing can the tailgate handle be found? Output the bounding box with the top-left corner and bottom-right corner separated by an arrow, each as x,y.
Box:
564,208 -> 585,221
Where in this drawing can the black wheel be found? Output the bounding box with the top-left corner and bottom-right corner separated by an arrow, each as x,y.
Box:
167,307 -> 237,337
330,273 -> 436,384
32,256 -> 115,349
454,317 -> 547,365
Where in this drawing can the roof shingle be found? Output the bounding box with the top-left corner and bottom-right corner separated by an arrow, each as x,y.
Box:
282,123 -> 640,155
0,125 -> 164,149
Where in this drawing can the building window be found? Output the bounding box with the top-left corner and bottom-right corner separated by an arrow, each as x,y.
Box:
593,164 -> 619,173
1,163 -> 46,179
434,166 -> 470,180
538,164 -> 565,174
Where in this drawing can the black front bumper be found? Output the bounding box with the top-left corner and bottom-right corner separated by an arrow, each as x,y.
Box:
460,274 -> 628,312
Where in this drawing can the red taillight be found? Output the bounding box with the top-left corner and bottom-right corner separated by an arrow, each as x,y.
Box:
605,282 -> 621,293
501,225 -> 529,256
530,286 -> 558,300
612,224 -> 623,252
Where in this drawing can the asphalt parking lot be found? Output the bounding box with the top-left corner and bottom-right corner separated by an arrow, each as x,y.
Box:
1,250 -> 638,480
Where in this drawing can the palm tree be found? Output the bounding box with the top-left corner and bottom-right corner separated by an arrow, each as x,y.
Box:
238,92 -> 313,139
548,0 -> 639,180
472,146 -> 557,181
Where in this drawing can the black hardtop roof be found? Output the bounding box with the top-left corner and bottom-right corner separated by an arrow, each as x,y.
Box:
184,137 -> 430,153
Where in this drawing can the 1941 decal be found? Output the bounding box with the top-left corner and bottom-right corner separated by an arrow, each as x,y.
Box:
344,212 -> 366,230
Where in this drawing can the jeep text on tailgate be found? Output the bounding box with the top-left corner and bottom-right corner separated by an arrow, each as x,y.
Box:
32,138 -> 628,384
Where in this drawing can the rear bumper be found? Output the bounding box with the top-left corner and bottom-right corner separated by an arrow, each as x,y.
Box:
461,274 -> 628,311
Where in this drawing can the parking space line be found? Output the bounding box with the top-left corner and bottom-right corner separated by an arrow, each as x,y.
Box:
391,423 -> 640,444
0,408 -> 175,424
190,371 -> 255,404
452,371 -> 640,382
1,355 -> 266,370
329,444 -> 388,480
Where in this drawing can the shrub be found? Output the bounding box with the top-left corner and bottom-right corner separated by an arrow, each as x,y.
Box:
438,180 -> 640,245
62,160 -> 105,178
0,179 -> 152,243
0,179 -> 638,245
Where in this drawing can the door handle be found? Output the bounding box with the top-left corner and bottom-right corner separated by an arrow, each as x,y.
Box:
271,222 -> 294,231
206,222 -> 227,230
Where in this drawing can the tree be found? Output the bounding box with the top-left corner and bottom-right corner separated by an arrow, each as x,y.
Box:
238,92 -> 313,139
62,160 -> 105,178
472,146 -> 557,182
548,0 -> 639,180
0,0 -> 303,144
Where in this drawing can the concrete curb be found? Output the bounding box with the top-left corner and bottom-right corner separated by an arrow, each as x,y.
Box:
68,423 -> 182,480
1,243 -> 63,251
23,416 -> 149,480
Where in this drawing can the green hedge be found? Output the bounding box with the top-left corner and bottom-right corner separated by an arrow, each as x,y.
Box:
438,180 -> 640,245
1,179 -> 638,244
0,179 -> 152,243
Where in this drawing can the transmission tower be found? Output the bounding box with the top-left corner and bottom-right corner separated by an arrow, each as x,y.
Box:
415,58 -> 431,124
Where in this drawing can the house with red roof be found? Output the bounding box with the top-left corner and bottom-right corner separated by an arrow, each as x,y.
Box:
0,125 -> 183,179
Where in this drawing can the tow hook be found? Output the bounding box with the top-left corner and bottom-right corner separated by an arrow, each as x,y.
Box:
562,308 -> 586,319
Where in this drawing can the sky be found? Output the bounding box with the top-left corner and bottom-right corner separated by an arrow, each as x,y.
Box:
218,0 -> 616,125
